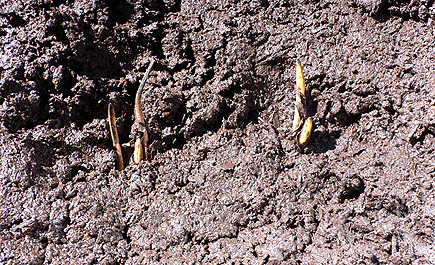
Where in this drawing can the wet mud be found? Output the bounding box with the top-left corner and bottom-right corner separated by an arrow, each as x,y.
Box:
1,0 -> 435,264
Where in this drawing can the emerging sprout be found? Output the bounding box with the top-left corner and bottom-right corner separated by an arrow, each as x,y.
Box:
291,60 -> 313,149
108,103 -> 124,170
133,58 -> 155,162
108,58 -> 155,170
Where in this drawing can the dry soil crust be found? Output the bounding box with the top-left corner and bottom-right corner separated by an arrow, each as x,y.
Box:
1,0 -> 435,264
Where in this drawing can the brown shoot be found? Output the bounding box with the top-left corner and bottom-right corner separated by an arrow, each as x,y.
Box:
134,59 -> 155,126
108,103 -> 124,170
133,58 -> 155,163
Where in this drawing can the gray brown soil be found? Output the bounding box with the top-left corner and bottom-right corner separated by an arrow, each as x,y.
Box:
1,0 -> 435,264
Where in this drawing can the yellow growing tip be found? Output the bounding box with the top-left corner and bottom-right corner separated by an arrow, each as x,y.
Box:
296,60 -> 305,96
133,137 -> 144,163
297,118 -> 313,148
292,60 -> 306,132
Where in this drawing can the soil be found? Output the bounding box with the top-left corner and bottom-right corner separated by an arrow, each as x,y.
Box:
1,0 -> 435,264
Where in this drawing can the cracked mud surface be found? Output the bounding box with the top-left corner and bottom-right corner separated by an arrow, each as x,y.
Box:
1,0 -> 435,264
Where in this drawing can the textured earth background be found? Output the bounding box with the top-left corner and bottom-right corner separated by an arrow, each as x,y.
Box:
1,0 -> 435,264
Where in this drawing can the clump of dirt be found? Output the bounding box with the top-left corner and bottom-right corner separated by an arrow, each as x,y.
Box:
1,0 -> 435,264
